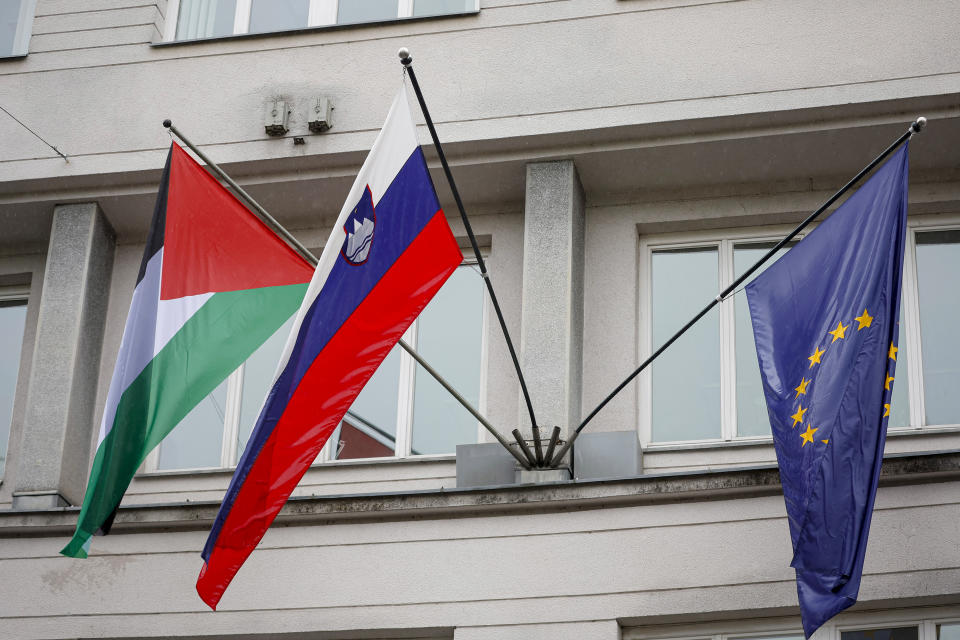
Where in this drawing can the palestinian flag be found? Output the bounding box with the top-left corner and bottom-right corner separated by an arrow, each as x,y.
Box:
61,142 -> 313,558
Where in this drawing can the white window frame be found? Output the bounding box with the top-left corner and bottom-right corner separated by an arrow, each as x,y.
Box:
900,213 -> 960,433
145,262 -> 488,471
622,606 -> 960,640
164,0 -> 479,41
638,214 -> 960,449
2,0 -> 36,57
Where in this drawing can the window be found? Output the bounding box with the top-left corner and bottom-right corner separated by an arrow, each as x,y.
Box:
0,0 -> 35,57
623,613 -> 960,640
640,218 -> 960,446
166,0 -> 478,41
842,628 -> 918,640
0,291 -> 28,478
149,264 -> 485,470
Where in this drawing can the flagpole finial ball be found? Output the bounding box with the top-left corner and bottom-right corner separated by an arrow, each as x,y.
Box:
912,116 -> 927,133
162,119 -> 172,128
398,48 -> 412,66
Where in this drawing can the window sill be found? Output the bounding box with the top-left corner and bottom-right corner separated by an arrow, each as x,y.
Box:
137,452 -> 457,478
6,450 -> 958,537
0,54 -> 27,62
151,10 -> 479,49
644,424 -> 960,452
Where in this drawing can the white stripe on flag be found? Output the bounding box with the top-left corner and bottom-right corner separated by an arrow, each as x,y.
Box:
97,250 -> 162,444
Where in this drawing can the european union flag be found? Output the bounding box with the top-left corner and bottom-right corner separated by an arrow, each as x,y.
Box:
746,144 -> 909,637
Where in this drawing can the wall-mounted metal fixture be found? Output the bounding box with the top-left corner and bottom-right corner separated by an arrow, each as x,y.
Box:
293,136 -> 305,145
308,97 -> 333,133
264,99 -> 289,136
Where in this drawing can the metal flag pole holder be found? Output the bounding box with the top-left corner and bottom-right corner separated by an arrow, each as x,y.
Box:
398,49 -> 549,469
161,119 -> 535,470
547,115 -> 927,468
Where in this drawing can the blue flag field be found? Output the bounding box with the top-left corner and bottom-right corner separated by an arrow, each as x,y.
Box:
746,144 -> 910,637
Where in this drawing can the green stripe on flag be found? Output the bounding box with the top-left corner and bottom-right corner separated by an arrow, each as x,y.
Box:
61,283 -> 306,558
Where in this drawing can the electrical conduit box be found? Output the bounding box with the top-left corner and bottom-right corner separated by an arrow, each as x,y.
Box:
264,98 -> 289,136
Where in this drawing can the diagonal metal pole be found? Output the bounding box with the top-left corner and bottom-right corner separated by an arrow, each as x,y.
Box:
547,116 -> 927,468
399,48 -> 544,467
162,120 -> 532,470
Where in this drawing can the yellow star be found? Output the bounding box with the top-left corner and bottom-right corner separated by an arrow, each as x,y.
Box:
854,309 -> 873,330
884,373 -> 895,391
808,346 -> 825,368
794,377 -> 810,398
828,320 -> 849,343
889,343 -> 898,361
790,405 -> 807,428
821,439 -> 829,444
883,403 -> 890,417
801,424 -> 818,447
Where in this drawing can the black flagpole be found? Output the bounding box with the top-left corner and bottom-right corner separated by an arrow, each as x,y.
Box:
399,48 -> 544,467
547,116 -> 927,468
161,119 -> 533,470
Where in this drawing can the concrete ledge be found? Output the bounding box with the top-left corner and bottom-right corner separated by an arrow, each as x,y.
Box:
1,450 -> 957,538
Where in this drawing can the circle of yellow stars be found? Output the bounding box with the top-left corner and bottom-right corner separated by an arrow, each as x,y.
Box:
790,308 -> 896,448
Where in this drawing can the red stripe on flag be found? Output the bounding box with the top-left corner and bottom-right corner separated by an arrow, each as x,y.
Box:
196,211 -> 462,609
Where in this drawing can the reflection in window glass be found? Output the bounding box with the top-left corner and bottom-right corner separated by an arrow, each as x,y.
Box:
412,266 -> 483,455
841,627 -> 919,640
237,317 -> 295,456
157,380 -> 228,470
339,345 -> 401,459
734,242 -> 792,436
0,301 -> 27,478
337,0 -> 399,24
413,0 -> 474,17
730,635 -> 803,640
916,230 -> 960,426
249,0 -> 308,33
176,0 -> 236,39
938,623 -> 960,640
651,247 -> 721,441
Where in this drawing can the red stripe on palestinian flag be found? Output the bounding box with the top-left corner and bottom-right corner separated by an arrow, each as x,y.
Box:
60,143 -> 313,558
196,211 -> 460,609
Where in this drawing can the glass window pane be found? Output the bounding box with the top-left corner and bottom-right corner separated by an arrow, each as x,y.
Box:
734,241 -> 799,437
0,0 -> 24,57
412,266 -> 484,455
337,0 -> 399,24
237,316 -> 295,457
938,623 -> 960,640
730,635 -> 802,640
176,0 -> 237,39
916,230 -> 960,425
338,345 -> 402,459
841,627 -> 919,640
413,0 -> 474,17
0,301 -> 27,478
250,0 -> 308,33
651,247 -> 721,441
157,380 -> 227,469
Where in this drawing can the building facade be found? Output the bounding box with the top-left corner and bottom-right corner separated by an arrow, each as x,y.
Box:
1,1 -> 959,638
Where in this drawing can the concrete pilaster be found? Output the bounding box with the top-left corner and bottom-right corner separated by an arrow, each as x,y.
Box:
519,160 -> 585,442
13,203 -> 115,509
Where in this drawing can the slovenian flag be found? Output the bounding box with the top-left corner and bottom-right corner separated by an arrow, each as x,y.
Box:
60,143 -> 313,558
196,85 -> 464,608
